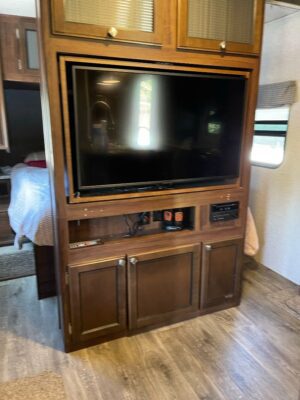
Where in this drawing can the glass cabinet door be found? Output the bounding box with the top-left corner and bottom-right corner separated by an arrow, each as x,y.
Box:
178,0 -> 264,55
52,0 -> 163,45
0,15 -> 39,83
19,20 -> 40,81
25,28 -> 39,71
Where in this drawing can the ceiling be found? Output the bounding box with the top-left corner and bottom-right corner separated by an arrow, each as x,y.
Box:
265,2 -> 300,23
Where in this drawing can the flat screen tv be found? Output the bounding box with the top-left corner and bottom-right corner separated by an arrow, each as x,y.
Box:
67,63 -> 247,196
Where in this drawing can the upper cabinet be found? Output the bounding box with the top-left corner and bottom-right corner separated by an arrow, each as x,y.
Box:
51,0 -> 164,45
0,15 -> 40,83
178,0 -> 265,55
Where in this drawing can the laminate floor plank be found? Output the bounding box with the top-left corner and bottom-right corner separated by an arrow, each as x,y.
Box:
0,264 -> 299,399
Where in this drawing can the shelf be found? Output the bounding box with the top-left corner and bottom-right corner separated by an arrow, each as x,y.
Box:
69,207 -> 195,249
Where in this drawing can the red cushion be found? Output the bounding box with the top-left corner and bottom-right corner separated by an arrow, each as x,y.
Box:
25,160 -> 47,168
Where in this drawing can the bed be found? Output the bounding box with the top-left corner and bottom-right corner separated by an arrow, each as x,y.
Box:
8,163 -> 56,298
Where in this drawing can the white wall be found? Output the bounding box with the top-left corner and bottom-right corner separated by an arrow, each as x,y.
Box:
249,11 -> 300,284
0,0 -> 36,17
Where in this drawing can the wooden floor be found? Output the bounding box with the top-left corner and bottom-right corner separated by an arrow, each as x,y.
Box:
0,263 -> 299,400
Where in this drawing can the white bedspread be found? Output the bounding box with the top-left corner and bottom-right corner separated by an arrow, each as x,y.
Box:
8,164 -> 54,247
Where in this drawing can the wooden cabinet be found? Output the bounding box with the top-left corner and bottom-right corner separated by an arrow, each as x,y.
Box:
66,235 -> 244,346
0,15 -> 40,83
201,238 -> 243,309
178,0 -> 264,55
128,244 -> 201,329
39,0 -> 261,351
51,0 -> 164,45
68,257 -> 127,343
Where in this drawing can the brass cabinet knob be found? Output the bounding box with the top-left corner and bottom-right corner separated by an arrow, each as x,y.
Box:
118,259 -> 126,267
220,40 -> 226,50
107,27 -> 118,38
129,257 -> 138,265
205,244 -> 212,251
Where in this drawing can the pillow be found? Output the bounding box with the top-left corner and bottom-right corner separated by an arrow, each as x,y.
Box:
24,151 -> 46,162
25,160 -> 47,168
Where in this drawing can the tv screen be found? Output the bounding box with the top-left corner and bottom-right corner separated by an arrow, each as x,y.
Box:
68,64 -> 247,195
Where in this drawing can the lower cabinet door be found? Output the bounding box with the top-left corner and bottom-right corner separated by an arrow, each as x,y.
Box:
128,244 -> 201,330
69,257 -> 127,343
201,238 -> 243,309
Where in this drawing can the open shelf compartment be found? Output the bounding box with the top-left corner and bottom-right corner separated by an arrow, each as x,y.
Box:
68,207 -> 195,249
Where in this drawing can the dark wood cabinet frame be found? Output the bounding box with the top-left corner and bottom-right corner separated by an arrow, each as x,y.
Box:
59,55 -> 250,204
37,0 -> 263,352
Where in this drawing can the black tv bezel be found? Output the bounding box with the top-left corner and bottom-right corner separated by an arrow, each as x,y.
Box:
68,63 -> 247,197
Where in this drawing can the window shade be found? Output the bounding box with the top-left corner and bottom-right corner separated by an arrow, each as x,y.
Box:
257,81 -> 297,108
64,0 -> 154,33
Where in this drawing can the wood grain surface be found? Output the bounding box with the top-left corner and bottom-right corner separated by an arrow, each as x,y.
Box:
0,262 -> 299,399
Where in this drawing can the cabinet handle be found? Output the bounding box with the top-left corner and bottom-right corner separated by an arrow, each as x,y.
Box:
224,294 -> 234,300
205,244 -> 212,252
129,257 -> 138,265
107,27 -> 118,38
220,41 -> 226,50
118,259 -> 126,267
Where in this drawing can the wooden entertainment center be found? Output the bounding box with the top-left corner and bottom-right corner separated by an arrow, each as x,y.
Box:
37,0 -> 265,352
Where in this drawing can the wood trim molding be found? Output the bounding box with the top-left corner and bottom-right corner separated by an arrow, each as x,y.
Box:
59,55 -> 250,203
0,50 -> 9,150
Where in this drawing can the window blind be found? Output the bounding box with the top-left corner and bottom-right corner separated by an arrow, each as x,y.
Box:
188,0 -> 254,44
257,81 -> 297,108
64,0 -> 154,33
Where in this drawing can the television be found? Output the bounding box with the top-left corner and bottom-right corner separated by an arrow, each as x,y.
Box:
67,63 -> 247,196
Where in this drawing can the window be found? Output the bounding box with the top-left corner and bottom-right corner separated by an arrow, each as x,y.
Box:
251,107 -> 289,168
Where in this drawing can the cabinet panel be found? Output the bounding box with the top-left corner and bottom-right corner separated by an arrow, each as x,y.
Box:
201,238 -> 243,309
52,0 -> 163,45
69,257 -> 126,342
0,56 -> 9,150
0,15 -> 39,83
178,0 -> 264,55
128,244 -> 201,329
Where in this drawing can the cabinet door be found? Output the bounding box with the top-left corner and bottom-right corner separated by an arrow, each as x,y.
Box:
201,238 -> 243,309
69,257 -> 127,343
128,244 -> 201,330
0,15 -> 39,83
52,0 -> 163,45
19,19 -> 40,81
178,0 -> 264,55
